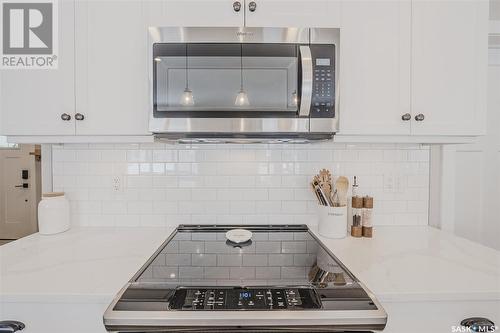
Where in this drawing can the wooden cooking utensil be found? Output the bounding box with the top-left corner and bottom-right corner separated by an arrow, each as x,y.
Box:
335,176 -> 349,206
318,169 -> 333,193
312,179 -> 332,206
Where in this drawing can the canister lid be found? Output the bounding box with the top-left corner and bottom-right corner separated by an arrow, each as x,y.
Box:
42,192 -> 65,198
363,196 -> 374,208
352,196 -> 363,208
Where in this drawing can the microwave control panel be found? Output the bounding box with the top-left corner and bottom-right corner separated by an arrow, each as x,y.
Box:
310,45 -> 335,118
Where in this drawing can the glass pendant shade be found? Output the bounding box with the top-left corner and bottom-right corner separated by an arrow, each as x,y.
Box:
180,88 -> 194,106
235,89 -> 250,106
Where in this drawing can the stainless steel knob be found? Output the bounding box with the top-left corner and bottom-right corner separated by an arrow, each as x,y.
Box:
460,317 -> 495,332
414,113 -> 425,121
0,320 -> 25,332
75,113 -> 85,121
248,1 -> 257,12
401,113 -> 411,121
60,113 -> 71,121
233,1 -> 241,12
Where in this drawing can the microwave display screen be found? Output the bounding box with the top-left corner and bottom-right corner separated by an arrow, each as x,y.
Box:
315,58 -> 331,66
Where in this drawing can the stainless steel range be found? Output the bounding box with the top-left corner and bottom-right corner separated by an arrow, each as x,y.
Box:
104,225 -> 387,332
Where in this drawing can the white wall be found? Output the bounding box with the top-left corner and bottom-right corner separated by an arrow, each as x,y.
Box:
438,40 -> 500,250
51,142 -> 430,227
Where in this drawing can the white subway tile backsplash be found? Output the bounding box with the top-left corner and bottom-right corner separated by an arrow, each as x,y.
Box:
152,150 -> 177,162
75,150 -> 101,162
102,202 -> 127,215
52,143 -> 429,227
229,176 -> 256,187
230,201 -> 256,214
242,189 -> 269,201
255,175 -> 281,188
127,201 -> 153,215
100,150 -> 127,162
153,201 -> 179,215
52,150 -> 76,162
282,201 -> 308,214
269,189 -> 294,201
152,176 -> 178,188
255,201 -> 282,214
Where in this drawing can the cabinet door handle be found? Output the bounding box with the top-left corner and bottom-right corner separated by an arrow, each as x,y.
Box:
248,1 -> 257,12
414,113 -> 425,121
75,113 -> 85,121
233,1 -> 241,12
61,113 -> 71,121
401,113 -> 411,121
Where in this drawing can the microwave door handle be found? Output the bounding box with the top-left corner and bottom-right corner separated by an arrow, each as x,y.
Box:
298,45 -> 313,117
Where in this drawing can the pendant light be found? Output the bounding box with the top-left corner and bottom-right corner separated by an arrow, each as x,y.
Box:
180,44 -> 194,106
235,44 -> 250,107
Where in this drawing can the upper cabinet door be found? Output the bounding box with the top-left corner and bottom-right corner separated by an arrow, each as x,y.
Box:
75,0 -> 149,135
0,0 -> 75,136
244,0 -> 341,28
411,0 -> 488,136
144,0 -> 244,27
339,0 -> 411,135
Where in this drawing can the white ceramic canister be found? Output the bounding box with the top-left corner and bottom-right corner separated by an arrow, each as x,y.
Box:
317,205 -> 348,239
38,192 -> 70,235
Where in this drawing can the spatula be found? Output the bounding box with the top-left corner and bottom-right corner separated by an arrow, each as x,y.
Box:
335,176 -> 349,207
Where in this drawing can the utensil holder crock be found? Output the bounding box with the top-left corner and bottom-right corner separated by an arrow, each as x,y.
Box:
317,205 -> 347,239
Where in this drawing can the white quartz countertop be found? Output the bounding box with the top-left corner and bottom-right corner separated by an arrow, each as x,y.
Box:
311,225 -> 500,302
0,226 -> 175,303
1,225 -> 499,304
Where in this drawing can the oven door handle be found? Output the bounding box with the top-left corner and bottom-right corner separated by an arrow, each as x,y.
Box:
298,45 -> 313,117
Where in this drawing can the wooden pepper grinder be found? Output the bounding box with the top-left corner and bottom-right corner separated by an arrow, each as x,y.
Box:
362,196 -> 374,238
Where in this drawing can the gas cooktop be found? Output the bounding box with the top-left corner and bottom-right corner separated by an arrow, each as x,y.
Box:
104,225 -> 387,332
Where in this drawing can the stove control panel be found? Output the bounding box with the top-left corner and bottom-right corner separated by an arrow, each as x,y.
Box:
169,288 -> 321,311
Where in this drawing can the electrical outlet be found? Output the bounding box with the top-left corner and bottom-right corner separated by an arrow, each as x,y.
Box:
112,175 -> 122,192
395,175 -> 407,193
384,175 -> 395,193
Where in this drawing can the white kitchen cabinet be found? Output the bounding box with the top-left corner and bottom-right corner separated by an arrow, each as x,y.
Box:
143,0 -> 339,29
143,0 -> 244,27
244,0 -> 341,28
411,0 -> 489,136
339,0 -> 488,138
74,0 -> 149,135
0,0 -> 75,136
339,0 -> 411,135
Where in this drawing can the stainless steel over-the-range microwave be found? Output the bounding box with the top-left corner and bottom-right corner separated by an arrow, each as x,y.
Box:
148,27 -> 340,142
